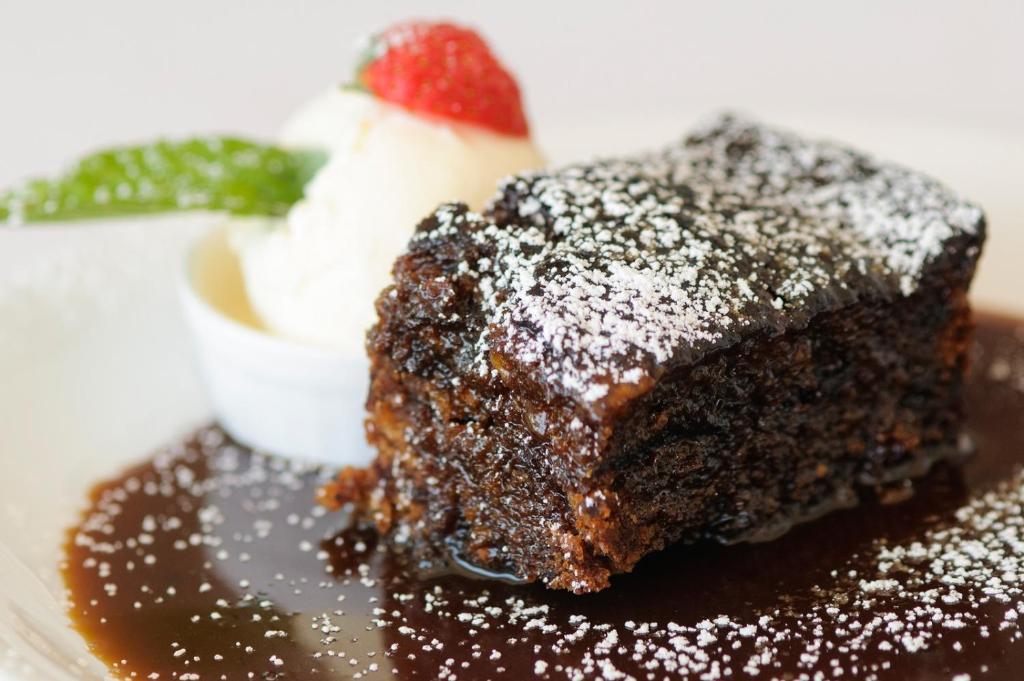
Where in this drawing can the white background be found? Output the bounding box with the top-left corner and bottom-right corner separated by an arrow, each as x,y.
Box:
1,0 -> 1022,182
2,0 -> 1021,309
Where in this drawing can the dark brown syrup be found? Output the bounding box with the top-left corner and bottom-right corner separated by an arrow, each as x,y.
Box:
63,313 -> 1024,680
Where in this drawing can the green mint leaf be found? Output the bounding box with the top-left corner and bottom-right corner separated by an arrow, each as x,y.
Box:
0,137 -> 326,224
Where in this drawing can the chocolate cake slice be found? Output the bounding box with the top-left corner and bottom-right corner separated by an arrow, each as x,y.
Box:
324,114 -> 986,593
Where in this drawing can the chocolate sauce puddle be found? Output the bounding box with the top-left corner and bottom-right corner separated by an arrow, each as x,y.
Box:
63,313 -> 1024,680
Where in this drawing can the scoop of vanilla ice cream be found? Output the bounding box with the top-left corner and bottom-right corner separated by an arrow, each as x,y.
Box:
229,89 -> 544,353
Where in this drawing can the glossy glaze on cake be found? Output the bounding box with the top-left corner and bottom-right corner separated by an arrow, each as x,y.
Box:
63,315 -> 1024,680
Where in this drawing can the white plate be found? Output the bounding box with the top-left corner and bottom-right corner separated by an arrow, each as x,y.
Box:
0,120 -> 1021,680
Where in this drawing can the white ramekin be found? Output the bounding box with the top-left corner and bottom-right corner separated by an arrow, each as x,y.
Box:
177,224 -> 375,466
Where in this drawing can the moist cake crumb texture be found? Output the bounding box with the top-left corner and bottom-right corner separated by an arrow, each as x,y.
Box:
354,113 -> 985,593
59,317 -> 1024,680
418,113 -> 983,405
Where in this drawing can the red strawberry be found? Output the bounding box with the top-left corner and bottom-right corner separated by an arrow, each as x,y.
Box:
357,21 -> 530,137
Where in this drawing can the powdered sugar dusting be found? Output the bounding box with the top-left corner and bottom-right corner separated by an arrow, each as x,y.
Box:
415,114 -> 983,407
63,324 -> 1024,680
